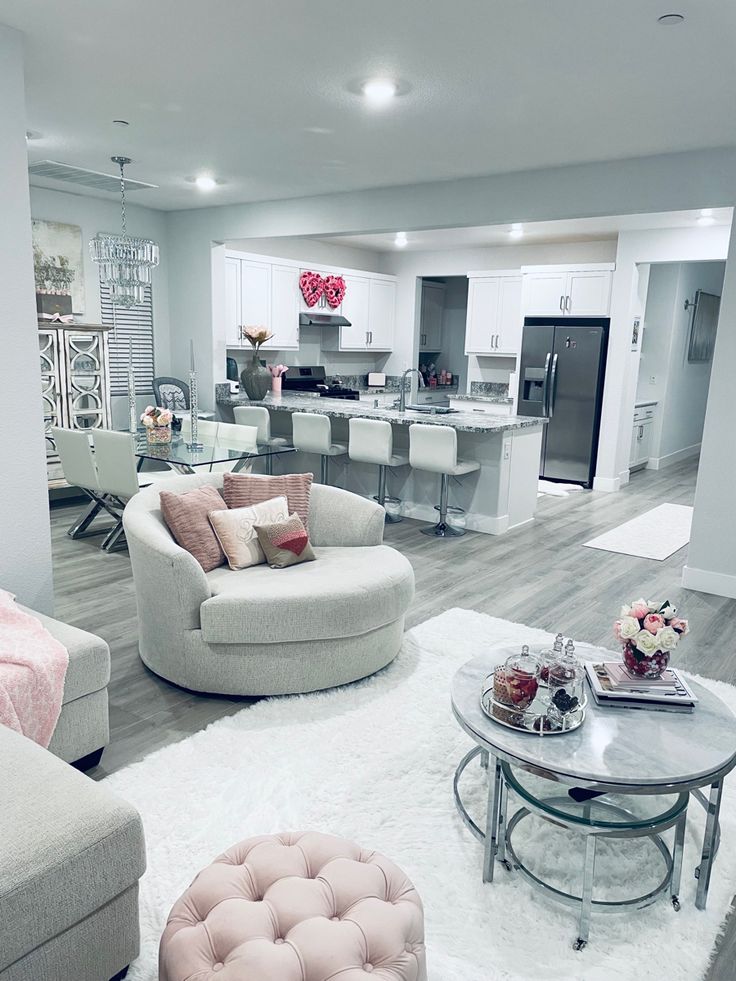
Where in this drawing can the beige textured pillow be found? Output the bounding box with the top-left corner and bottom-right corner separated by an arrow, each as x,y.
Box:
208,496 -> 288,570
159,485 -> 227,572
254,512 -> 316,569
223,473 -> 313,528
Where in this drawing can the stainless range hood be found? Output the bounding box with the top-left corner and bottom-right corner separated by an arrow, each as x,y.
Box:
299,312 -> 352,328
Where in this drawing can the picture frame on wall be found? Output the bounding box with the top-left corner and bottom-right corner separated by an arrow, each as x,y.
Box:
631,317 -> 641,351
687,290 -> 720,363
32,219 -> 85,318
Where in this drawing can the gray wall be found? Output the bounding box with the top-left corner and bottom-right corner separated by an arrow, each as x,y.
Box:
0,27 -> 53,610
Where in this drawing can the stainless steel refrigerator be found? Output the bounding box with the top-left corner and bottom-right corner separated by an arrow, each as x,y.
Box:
517,317 -> 609,487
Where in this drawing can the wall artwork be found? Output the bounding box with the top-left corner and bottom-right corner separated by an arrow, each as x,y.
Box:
32,219 -> 85,318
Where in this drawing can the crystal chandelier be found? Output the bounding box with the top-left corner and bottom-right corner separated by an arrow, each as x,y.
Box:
89,156 -> 159,307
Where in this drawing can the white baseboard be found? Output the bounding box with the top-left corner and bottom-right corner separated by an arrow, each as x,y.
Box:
647,443 -> 701,471
682,564 -> 736,600
400,502 -> 510,535
593,474 -> 621,493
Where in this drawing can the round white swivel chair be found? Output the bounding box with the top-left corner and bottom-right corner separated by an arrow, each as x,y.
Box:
292,412 -> 347,485
233,405 -> 288,475
348,418 -> 408,522
409,423 -> 480,538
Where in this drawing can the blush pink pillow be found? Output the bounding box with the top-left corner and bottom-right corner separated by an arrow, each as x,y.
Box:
159,485 -> 227,572
223,473 -> 313,528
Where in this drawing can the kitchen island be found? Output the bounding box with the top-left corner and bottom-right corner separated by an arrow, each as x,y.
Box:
217,391 -> 546,535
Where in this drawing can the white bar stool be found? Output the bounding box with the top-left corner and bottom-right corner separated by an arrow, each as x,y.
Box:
409,423 -> 480,537
233,405 -> 289,475
348,418 -> 408,522
291,412 -> 347,484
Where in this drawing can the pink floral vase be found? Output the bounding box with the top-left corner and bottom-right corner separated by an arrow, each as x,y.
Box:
622,642 -> 670,679
271,375 -> 282,396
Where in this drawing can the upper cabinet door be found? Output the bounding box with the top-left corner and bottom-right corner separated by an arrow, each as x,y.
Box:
265,265 -> 300,350
241,260 -> 272,335
465,278 -> 500,354
420,282 -> 445,351
522,271 -> 568,316
566,270 -> 612,316
495,275 -> 523,353
224,256 -> 242,347
367,279 -> 396,350
339,275 -> 371,350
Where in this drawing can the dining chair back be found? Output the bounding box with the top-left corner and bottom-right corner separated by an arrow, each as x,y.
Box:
52,427 -> 100,491
92,430 -> 141,500
180,417 -> 219,443
210,422 -> 259,473
153,376 -> 190,411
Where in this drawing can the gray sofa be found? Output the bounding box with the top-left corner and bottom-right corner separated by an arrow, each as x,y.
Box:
21,607 -> 111,768
0,723 -> 145,981
123,473 -> 415,695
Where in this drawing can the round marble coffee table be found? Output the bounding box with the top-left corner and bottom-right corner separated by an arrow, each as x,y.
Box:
451,645 -> 736,916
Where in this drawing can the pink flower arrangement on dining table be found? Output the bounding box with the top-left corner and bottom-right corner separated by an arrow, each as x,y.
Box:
140,405 -> 173,428
614,598 -> 689,660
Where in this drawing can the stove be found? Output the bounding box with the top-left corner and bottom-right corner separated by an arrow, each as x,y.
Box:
282,366 -> 360,401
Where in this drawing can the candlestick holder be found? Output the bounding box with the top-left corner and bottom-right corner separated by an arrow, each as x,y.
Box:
127,365 -> 137,435
187,369 -> 204,450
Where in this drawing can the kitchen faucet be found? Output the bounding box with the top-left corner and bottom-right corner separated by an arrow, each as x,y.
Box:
398,368 -> 424,412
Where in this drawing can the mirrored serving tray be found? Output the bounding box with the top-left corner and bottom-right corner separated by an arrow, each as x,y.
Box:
481,669 -> 586,736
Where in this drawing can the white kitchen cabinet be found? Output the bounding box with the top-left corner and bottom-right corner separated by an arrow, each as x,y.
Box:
266,264 -> 300,351
224,255 -> 242,347
629,404 -> 656,471
464,272 -> 522,356
240,259 -> 271,334
367,278 -> 396,350
419,281 -> 445,351
521,264 -> 614,317
336,275 -> 371,350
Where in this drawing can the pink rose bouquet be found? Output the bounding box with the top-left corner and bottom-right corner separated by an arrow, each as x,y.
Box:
614,598 -> 689,678
140,405 -> 173,429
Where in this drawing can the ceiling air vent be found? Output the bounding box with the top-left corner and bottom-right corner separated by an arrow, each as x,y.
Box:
28,159 -> 158,192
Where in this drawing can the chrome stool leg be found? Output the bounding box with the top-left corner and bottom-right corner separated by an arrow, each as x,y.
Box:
375,464 -> 402,523
421,473 -> 465,537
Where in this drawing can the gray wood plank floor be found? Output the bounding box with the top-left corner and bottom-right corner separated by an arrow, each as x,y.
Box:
49,458 -> 735,978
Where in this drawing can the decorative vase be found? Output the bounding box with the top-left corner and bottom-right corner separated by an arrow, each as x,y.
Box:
147,425 -> 172,445
240,350 -> 271,401
622,641 -> 670,679
271,375 -> 282,396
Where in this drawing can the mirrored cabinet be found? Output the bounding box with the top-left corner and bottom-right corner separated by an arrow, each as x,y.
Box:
39,322 -> 112,486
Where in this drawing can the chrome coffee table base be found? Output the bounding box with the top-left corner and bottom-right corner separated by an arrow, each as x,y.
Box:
453,746 -> 691,948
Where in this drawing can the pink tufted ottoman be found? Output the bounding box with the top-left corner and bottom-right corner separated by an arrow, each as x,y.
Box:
159,831 -> 427,981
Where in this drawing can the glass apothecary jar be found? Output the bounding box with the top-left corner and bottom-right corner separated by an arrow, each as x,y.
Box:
546,641 -> 585,728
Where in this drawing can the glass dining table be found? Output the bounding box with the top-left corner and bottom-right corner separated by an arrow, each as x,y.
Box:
134,433 -> 295,474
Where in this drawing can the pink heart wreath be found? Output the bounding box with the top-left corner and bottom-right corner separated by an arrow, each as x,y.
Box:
323,275 -> 347,309
299,271 -> 325,308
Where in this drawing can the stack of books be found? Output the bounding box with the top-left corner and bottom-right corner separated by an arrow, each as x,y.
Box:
585,661 -> 698,714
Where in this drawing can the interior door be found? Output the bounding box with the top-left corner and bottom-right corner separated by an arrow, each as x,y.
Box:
543,325 -> 605,484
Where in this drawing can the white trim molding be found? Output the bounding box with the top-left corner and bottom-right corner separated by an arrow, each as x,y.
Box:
647,443 -> 701,471
682,564 -> 736,600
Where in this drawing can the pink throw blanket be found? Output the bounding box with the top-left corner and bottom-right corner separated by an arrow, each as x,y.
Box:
0,589 -> 69,748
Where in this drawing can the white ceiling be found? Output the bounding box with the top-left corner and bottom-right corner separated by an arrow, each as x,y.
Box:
5,0 -> 736,211
316,210 -> 734,253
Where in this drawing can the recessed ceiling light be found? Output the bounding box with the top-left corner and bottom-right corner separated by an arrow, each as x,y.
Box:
185,174 -> 221,191
697,214 -> 716,226
112,119 -> 130,127
700,208 -> 713,217
508,223 -> 524,239
362,78 -> 398,104
657,13 -> 685,25
394,232 -> 408,248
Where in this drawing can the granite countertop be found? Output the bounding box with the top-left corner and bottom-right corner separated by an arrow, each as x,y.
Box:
217,392 -> 545,434
450,394 -> 514,405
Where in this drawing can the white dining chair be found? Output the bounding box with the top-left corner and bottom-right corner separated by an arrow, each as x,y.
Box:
180,417 -> 219,443
52,427 -> 115,540
291,413 -> 347,485
91,430 -> 168,551
210,422 -> 259,473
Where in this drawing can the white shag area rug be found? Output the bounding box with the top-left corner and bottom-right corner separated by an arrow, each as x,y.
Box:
105,609 -> 736,981
583,503 -> 693,560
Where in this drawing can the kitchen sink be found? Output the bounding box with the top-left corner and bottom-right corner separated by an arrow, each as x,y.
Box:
405,404 -> 458,414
